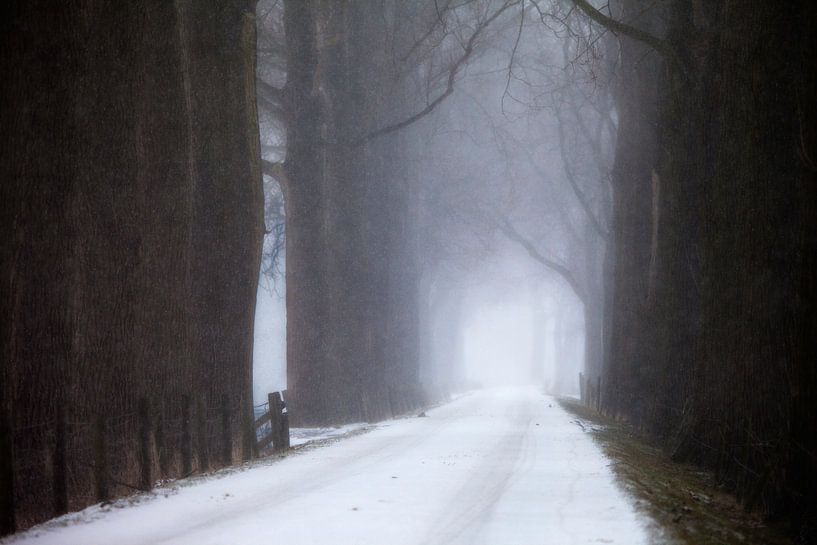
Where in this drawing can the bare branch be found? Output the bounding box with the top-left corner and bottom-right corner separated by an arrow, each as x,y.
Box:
358,0 -> 522,145
568,0 -> 676,64
400,0 -> 454,62
499,219 -> 586,303
500,1 -> 526,115
555,113 -> 608,238
261,159 -> 287,188
257,76 -> 285,117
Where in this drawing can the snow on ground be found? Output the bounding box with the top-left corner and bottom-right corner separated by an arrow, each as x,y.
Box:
5,387 -> 653,545
289,423 -> 370,447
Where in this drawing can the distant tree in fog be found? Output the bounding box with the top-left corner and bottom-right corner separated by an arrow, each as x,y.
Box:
415,4 -> 615,382
263,0 -> 525,425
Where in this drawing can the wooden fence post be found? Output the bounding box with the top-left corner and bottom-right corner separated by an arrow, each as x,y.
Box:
220,394 -> 231,467
154,403 -> 169,478
579,372 -> 585,404
241,405 -> 255,462
280,390 -> 290,450
196,396 -> 209,472
181,395 -> 192,476
94,414 -> 109,502
247,404 -> 261,458
137,397 -> 152,491
387,386 -> 397,417
0,398 -> 13,536
52,411 -> 68,515
268,393 -> 282,452
596,376 -> 602,413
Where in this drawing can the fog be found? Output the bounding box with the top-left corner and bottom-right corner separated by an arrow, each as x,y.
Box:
5,0 -> 813,538
464,300 -> 536,386
252,0 -> 605,405
449,255 -> 585,394
253,280 -> 287,400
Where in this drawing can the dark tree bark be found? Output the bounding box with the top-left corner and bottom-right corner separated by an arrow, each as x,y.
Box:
0,1 -> 263,530
587,0 -> 817,531
283,0 -> 428,425
281,0 -> 332,425
181,0 -> 265,462
664,0 -> 817,523
598,0 -> 664,423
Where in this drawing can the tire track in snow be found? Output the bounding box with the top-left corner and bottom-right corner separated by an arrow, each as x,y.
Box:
148,394 -> 493,545
420,396 -> 534,545
7,389 -> 651,545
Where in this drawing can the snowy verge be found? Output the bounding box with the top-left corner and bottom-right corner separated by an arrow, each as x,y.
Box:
5,387 -> 653,545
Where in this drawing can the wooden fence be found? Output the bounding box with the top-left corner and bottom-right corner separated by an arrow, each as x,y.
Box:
579,372 -> 602,413
1,391 -> 291,536
254,391 -> 290,453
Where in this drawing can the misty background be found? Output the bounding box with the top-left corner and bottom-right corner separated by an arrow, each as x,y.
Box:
253,0 -> 602,403
3,0 -> 814,539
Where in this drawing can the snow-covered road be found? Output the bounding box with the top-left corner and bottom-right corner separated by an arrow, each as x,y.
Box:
8,387 -> 652,545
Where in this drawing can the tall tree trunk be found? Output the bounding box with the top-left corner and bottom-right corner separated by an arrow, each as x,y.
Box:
281,0 -> 332,425
602,0 -> 664,423
597,0 -> 817,527
582,300 -> 604,388
0,1 -> 262,529
283,0 -> 426,425
181,0 -> 265,459
665,0 -> 817,520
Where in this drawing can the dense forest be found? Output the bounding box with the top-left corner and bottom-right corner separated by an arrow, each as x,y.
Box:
1,0 -> 815,541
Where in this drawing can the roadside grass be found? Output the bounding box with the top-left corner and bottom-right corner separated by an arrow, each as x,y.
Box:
558,398 -> 792,545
